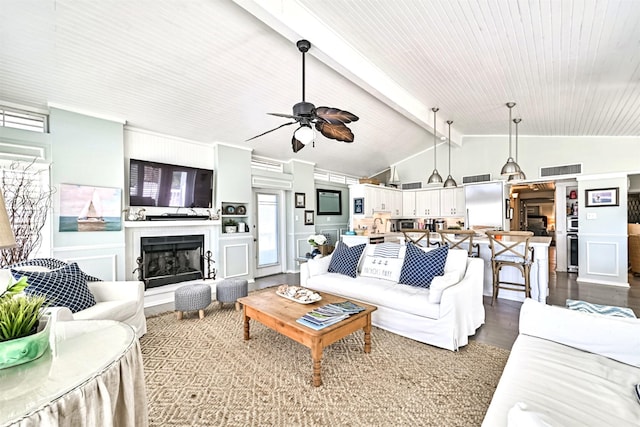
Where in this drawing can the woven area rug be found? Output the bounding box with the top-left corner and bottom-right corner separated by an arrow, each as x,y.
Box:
140,303 -> 509,426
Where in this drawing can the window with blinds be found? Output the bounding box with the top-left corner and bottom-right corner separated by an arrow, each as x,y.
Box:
0,106 -> 48,133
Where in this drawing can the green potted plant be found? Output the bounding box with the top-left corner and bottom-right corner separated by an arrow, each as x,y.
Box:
224,219 -> 238,233
0,277 -> 51,370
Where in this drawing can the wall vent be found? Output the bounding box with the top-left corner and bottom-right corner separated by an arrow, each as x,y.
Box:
540,163 -> 582,178
402,182 -> 422,190
462,173 -> 491,184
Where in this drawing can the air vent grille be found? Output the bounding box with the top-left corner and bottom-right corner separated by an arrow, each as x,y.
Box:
402,182 -> 422,190
462,173 -> 491,184
540,163 -> 582,178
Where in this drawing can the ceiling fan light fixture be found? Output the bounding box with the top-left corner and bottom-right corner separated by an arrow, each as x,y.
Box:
293,124 -> 314,145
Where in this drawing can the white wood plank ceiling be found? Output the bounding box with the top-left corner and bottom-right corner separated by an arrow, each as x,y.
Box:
1,0 -> 639,177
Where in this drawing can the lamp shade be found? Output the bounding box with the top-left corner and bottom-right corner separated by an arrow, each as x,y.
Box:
501,157 -> 522,176
0,192 -> 16,249
293,124 -> 314,145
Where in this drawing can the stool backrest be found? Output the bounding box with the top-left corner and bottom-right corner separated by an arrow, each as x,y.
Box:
401,229 -> 440,248
485,230 -> 534,262
437,229 -> 477,257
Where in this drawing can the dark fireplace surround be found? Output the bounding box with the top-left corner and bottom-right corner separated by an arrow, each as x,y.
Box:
140,234 -> 205,289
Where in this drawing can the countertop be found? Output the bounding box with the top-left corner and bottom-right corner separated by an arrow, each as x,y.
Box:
343,231 -> 552,247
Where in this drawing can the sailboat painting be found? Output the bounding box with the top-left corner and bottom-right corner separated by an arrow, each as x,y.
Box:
59,184 -> 122,232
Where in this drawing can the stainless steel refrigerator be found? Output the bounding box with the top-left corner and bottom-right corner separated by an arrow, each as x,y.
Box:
464,181 -> 507,230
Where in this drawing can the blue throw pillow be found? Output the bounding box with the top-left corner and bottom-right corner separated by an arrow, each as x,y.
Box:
10,258 -> 102,282
328,241 -> 366,278
11,262 -> 97,313
399,243 -> 449,288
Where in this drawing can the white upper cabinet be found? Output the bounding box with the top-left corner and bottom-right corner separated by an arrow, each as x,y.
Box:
402,191 -> 417,217
440,187 -> 465,217
415,189 -> 441,217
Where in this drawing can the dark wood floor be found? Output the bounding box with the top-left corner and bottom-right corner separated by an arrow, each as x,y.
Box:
256,249 -> 640,350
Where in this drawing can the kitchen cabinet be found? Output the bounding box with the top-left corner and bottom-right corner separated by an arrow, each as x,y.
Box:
352,184 -> 402,217
440,187 -> 465,217
402,191 -> 417,217
415,189 -> 440,217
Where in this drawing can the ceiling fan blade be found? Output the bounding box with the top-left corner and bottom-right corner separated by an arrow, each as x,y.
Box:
246,121 -> 298,141
314,107 -> 359,124
268,112 -> 300,119
291,135 -> 305,153
315,122 -> 355,142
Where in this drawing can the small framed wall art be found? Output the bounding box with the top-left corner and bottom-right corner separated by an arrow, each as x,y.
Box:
304,210 -> 314,225
295,192 -> 306,208
585,188 -> 619,207
354,197 -> 364,214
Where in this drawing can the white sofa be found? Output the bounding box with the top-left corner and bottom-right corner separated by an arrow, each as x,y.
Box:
1,268 -> 147,339
483,299 -> 640,426
300,244 -> 485,351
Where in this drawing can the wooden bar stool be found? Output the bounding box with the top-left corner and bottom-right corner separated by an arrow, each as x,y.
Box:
401,229 -> 440,248
437,229 -> 479,257
485,231 -> 534,305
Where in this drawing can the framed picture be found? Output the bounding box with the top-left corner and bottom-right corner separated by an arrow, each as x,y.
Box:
304,210 -> 314,225
59,184 -> 122,232
354,197 -> 364,214
585,187 -> 619,207
295,192 -> 306,208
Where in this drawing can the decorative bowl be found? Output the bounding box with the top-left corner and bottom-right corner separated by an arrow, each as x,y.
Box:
0,317 -> 51,370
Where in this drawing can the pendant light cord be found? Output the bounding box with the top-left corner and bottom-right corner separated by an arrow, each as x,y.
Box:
432,107 -> 439,165
447,120 -> 453,171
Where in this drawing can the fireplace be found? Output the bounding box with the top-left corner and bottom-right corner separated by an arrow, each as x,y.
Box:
140,234 -> 205,289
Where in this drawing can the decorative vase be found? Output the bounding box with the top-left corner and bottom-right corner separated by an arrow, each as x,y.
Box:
0,316 -> 51,370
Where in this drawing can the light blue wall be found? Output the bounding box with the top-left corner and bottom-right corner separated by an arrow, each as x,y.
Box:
49,108 -> 125,279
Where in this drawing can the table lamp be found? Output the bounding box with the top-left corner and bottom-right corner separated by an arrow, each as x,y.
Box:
0,192 -> 16,249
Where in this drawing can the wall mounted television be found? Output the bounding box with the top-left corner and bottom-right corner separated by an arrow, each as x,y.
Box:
129,159 -> 213,208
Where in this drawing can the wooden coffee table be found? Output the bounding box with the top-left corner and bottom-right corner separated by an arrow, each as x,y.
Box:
237,289 -> 377,387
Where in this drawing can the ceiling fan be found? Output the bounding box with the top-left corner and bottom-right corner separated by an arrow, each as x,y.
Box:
246,39 -> 359,153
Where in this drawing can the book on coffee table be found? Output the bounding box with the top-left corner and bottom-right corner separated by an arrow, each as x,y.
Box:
296,301 -> 365,330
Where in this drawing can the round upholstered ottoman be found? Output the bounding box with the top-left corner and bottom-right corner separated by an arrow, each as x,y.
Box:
174,283 -> 212,320
216,279 -> 248,311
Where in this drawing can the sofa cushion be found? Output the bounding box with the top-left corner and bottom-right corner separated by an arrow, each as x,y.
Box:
305,273 -> 441,319
399,243 -> 448,288
328,242 -> 366,278
372,242 -> 402,258
360,255 -> 404,282
73,300 -> 138,322
12,262 -> 97,313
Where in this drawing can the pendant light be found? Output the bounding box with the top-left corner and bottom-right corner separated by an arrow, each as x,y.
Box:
427,107 -> 443,184
500,102 -> 522,176
508,118 -> 526,181
443,120 -> 457,188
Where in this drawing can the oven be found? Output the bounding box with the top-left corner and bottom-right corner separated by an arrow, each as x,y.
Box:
567,216 -> 578,232
567,233 -> 578,273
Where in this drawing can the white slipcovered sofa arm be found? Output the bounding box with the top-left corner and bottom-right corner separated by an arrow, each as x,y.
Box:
519,298 -> 640,367
300,255 -> 332,287
87,281 -> 144,303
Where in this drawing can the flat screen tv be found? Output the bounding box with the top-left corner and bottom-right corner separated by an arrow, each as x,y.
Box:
129,159 -> 213,208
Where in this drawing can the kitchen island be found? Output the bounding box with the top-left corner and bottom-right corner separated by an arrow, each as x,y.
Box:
341,231 -> 551,304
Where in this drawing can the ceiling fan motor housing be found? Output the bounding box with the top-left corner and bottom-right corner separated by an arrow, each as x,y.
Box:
293,101 -> 315,117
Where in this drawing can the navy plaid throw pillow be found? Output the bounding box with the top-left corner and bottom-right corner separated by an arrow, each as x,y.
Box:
10,258 -> 102,282
12,262 -> 97,313
328,241 -> 366,278
399,243 -> 449,288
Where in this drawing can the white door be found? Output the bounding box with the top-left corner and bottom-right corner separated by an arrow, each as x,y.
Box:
254,191 -> 285,278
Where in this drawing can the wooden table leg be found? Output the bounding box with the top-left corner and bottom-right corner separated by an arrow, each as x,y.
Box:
311,344 -> 323,387
363,314 -> 372,354
243,312 -> 250,340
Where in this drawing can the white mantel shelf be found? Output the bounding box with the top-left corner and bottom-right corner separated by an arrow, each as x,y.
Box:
124,220 -> 221,228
